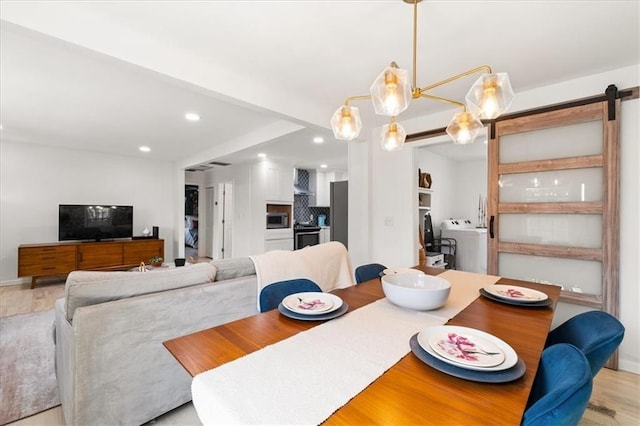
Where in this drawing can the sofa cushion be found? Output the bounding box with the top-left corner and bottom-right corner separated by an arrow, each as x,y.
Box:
210,257 -> 255,281
64,262 -> 217,321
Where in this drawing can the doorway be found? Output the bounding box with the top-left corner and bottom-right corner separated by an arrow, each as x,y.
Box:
208,182 -> 233,259
185,184 -> 199,259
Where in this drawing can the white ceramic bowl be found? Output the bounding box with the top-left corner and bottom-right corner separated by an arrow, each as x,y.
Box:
381,272 -> 451,310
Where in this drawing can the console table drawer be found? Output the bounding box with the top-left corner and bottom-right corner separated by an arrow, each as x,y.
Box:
123,240 -> 164,264
19,261 -> 77,277
18,247 -> 76,266
78,243 -> 123,269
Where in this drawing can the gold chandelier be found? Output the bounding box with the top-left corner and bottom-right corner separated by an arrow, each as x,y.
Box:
330,0 -> 514,151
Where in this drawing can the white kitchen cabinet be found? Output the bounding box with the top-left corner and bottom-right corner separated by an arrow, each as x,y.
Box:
264,238 -> 293,251
310,171 -> 333,207
264,228 -> 293,252
320,227 -> 331,244
266,167 -> 293,203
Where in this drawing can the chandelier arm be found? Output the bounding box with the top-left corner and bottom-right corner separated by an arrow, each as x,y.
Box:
420,93 -> 466,111
344,95 -> 373,106
418,65 -> 493,93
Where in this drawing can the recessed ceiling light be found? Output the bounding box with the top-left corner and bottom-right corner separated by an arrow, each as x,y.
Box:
258,153 -> 267,158
313,136 -> 324,144
320,164 -> 328,168
185,112 -> 200,122
139,146 -> 151,152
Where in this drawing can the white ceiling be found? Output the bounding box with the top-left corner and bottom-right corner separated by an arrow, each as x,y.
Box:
1,1 -> 638,169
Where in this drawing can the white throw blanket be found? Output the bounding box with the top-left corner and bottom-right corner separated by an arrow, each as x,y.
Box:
249,241 -> 354,304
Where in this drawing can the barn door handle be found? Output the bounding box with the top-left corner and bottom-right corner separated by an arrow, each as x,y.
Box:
489,216 -> 495,239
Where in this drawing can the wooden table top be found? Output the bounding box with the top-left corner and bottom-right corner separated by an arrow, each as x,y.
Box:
164,266 -> 560,425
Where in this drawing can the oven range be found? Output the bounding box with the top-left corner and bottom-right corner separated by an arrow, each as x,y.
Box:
293,224 -> 320,250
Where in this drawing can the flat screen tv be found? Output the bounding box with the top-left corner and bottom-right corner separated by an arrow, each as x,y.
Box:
59,204 -> 133,242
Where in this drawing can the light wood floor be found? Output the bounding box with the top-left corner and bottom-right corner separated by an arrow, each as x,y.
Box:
2,280 -> 638,425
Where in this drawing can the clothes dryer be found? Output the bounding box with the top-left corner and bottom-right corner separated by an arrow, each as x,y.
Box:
440,219 -> 487,274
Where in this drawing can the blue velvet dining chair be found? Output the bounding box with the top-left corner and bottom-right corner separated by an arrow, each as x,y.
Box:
354,263 -> 386,284
259,278 -> 322,312
522,343 -> 593,426
545,310 -> 625,377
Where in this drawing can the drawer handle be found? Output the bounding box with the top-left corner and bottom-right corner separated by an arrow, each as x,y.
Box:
42,266 -> 56,271
41,257 -> 55,260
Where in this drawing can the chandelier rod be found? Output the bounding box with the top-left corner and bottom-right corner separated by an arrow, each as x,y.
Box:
420,65 -> 493,93
344,94 -> 372,106
412,0 -> 418,93
420,93 -> 465,110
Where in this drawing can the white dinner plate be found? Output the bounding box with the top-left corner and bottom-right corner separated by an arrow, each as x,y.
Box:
483,285 -> 548,303
418,326 -> 518,371
382,268 -> 425,276
282,292 -> 343,315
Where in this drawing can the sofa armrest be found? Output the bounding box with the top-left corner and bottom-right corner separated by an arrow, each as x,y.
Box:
57,274 -> 257,425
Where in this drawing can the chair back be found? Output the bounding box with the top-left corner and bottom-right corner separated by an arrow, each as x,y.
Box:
522,343 -> 593,426
354,263 -> 386,284
545,310 -> 625,376
259,278 -> 322,312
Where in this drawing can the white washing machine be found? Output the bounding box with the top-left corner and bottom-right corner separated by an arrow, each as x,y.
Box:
441,219 -> 487,274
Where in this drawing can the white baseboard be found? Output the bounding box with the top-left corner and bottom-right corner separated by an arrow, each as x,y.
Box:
0,277 -> 30,287
618,358 -> 640,375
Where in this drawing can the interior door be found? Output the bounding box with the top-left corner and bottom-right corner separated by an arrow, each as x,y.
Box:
222,182 -> 233,259
205,186 -> 214,258
487,99 -> 620,368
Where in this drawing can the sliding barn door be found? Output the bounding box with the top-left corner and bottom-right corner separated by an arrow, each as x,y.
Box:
487,100 -> 620,367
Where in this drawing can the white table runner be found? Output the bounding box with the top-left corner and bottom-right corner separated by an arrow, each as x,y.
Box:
192,270 -> 500,425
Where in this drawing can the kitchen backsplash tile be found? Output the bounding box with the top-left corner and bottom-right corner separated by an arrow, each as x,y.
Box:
294,169 -> 330,225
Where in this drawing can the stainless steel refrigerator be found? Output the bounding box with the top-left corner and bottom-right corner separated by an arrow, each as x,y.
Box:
330,181 -> 348,248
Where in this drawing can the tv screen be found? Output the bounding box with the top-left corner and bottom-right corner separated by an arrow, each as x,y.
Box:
59,205 -> 133,241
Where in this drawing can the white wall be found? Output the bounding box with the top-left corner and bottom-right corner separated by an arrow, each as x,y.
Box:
416,150 -> 458,237
203,163 -> 254,258
452,159 -> 488,225
349,64 -> 639,373
347,140 -> 370,270
0,141 -> 177,284
369,131 -> 416,268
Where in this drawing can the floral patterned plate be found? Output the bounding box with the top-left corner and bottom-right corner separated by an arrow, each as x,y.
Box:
479,288 -> 552,307
278,301 -> 349,321
282,292 -> 342,315
483,285 -> 548,303
419,326 -> 517,370
410,334 -> 526,382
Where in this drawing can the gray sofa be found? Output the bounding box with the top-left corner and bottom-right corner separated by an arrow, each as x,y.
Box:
54,258 -> 258,426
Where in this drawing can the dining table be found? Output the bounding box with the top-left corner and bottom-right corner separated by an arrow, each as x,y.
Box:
163,266 -> 561,425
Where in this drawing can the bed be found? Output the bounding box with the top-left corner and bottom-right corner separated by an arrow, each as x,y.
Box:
185,215 -> 198,248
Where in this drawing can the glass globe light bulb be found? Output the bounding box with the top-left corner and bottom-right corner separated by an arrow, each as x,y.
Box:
456,125 -> 472,145
481,86 -> 499,119
340,115 -> 354,138
330,105 -> 362,141
380,120 -> 406,151
383,82 -> 399,114
447,111 -> 483,145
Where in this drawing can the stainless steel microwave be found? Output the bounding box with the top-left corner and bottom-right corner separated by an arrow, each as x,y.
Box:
266,212 -> 289,229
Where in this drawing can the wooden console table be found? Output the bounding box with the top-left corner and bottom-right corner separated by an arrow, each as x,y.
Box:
18,239 -> 164,288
